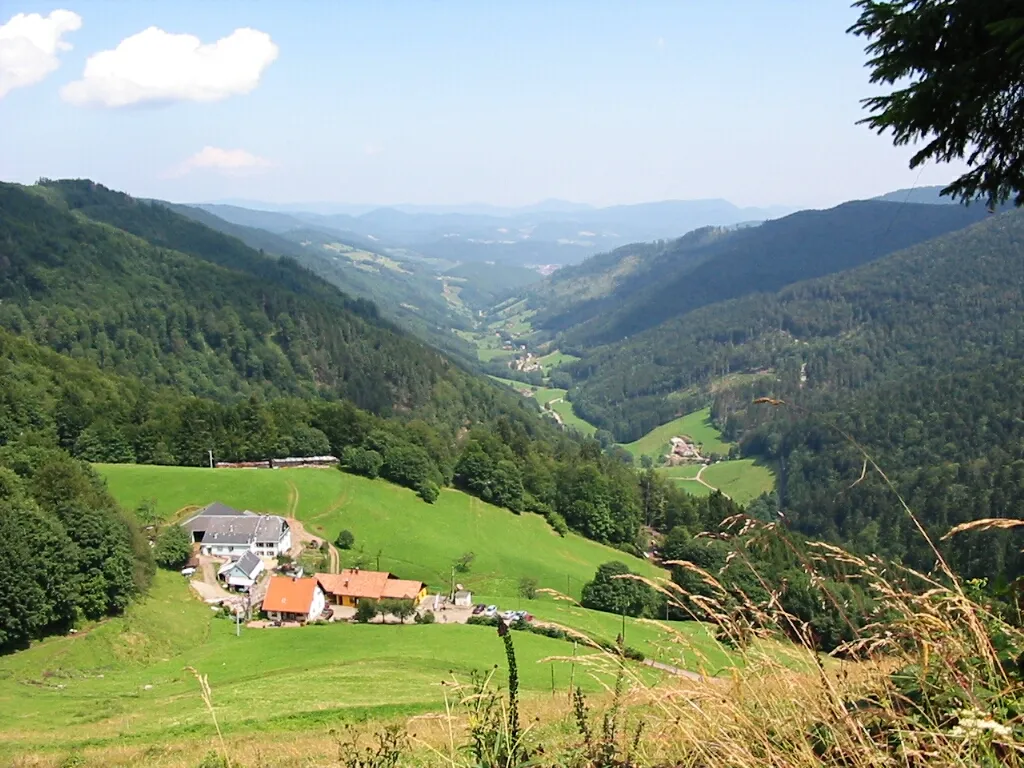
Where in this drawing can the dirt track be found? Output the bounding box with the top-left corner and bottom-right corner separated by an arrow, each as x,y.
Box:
286,516 -> 339,573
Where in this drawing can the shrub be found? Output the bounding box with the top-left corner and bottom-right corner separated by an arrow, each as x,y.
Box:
546,510 -> 570,537
154,524 -> 192,569
518,576 -> 538,600
414,610 -> 436,625
341,446 -> 383,479
355,599 -> 378,623
418,480 -> 440,504
335,529 -> 355,550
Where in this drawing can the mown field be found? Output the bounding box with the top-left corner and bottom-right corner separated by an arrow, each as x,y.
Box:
621,407 -> 732,459
701,459 -> 776,504
0,466 -> 764,761
98,465 -> 662,600
0,572 -> 616,759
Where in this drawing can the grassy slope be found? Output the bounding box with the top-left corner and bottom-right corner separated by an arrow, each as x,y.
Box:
0,573 -> 611,754
97,465 -> 662,600
622,408 -> 732,459
536,350 -> 581,370
701,459 -> 775,504
0,468 -> 745,755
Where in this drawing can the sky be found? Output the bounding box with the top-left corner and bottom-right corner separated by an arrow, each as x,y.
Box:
0,1 -> 968,210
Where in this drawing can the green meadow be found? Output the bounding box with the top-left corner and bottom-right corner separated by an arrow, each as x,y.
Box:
701,459 -> 776,504
97,464 -> 663,600
0,572 -> 613,756
622,407 -> 732,460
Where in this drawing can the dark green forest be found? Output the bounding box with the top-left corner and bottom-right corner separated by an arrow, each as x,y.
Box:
0,180 -> 517,420
530,200 -> 992,348
553,209 -> 1024,599
0,445 -> 153,653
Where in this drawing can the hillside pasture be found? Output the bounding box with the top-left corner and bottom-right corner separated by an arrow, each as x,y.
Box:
0,573 -> 613,758
622,407 -> 732,460
97,465 -> 664,600
536,349 -> 580,371
701,459 -> 775,504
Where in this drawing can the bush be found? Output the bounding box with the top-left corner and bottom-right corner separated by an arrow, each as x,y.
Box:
154,524 -> 192,569
355,598 -> 378,623
414,610 -> 436,624
518,576 -> 538,600
545,510 -> 570,537
335,529 -> 355,550
341,446 -> 383,479
418,480 -> 440,504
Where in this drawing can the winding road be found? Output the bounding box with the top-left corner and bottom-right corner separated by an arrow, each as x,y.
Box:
675,464 -> 731,500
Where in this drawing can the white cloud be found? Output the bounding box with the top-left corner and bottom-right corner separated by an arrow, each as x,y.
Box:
655,36 -> 666,50
0,10 -> 81,98
170,146 -> 273,177
61,26 -> 278,107
363,143 -> 383,157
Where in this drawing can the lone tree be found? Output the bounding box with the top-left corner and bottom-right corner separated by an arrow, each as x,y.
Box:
379,598 -> 416,624
355,598 -> 378,623
335,529 -> 355,550
851,0 -> 1024,207
580,561 -> 660,618
453,551 -> 475,574
517,576 -> 538,600
154,525 -> 193,569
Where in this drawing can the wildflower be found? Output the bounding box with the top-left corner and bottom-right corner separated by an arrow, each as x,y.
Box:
948,709 -> 1013,739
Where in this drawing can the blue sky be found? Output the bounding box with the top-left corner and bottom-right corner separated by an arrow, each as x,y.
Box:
0,1 -> 966,209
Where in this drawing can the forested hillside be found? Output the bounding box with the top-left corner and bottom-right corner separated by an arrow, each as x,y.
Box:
0,180 -> 501,417
166,203 -> 481,362
556,209 -> 1024,587
526,201 -> 993,348
567,208 -> 1024,439
0,443 -> 153,653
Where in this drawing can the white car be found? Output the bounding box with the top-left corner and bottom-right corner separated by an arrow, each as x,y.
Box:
180,567 -> 197,576
485,605 -> 498,616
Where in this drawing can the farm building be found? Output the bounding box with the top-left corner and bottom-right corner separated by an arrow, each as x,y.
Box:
262,576 -> 326,623
217,551 -> 265,590
454,590 -> 473,607
180,502 -> 292,559
316,569 -> 427,607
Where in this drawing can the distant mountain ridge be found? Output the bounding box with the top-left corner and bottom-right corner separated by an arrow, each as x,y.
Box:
523,200 -> 994,350
186,197 -> 797,269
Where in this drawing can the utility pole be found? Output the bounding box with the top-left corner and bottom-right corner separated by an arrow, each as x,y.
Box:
208,449 -> 214,469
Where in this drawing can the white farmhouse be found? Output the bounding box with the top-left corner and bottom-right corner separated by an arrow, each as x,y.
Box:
217,551 -> 265,590
262,576 -> 326,623
180,502 -> 292,559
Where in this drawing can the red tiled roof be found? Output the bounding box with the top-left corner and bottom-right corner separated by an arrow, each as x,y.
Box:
316,569 -> 390,599
316,570 -> 424,601
381,578 -> 425,600
262,576 -> 319,614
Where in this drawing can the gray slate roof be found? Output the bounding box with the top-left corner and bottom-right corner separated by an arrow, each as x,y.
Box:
199,501 -> 251,518
181,502 -> 288,547
232,551 -> 263,578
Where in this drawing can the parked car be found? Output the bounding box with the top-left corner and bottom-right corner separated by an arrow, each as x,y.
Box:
485,605 -> 498,616
472,604 -> 486,615
180,567 -> 196,576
